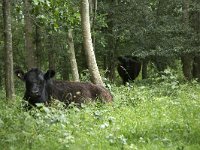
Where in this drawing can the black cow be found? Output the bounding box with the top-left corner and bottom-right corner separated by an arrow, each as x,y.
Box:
15,68 -> 113,108
117,56 -> 142,85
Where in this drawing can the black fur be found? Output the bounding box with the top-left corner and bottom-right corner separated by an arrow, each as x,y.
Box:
117,56 -> 141,85
15,68 -> 113,108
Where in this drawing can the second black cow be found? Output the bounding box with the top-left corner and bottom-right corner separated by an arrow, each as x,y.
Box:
117,56 -> 142,85
15,68 -> 113,108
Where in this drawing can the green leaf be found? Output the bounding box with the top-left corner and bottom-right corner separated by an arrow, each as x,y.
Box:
33,0 -> 39,5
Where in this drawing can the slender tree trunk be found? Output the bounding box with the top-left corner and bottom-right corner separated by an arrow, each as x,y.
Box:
183,0 -> 189,27
3,0 -> 15,99
105,1 -> 118,82
24,0 -> 36,69
61,56 -> 70,80
106,37 -> 118,82
107,50 -> 116,82
77,43 -> 88,73
194,11 -> 200,81
88,0 -> 93,16
142,59 -> 148,79
35,25 -> 42,68
181,54 -> 194,80
67,28 -> 80,82
89,0 -> 97,51
181,0 -> 194,80
191,10 -> 200,81
193,56 -> 200,81
0,62 -> 2,87
81,0 -> 104,86
47,35 -> 56,70
48,51 -> 55,70
105,0 -> 119,82
103,55 -> 107,71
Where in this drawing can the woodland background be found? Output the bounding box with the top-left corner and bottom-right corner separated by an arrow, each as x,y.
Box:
0,0 -> 200,94
0,0 -> 200,149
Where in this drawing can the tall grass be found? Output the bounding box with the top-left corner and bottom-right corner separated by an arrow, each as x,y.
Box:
0,75 -> 200,150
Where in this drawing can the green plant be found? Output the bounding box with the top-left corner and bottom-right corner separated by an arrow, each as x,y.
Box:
0,77 -> 200,149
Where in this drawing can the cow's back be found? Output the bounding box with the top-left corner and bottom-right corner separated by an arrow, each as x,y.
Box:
51,80 -> 113,104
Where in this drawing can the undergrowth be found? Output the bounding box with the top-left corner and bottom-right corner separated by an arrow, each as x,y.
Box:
0,74 -> 200,150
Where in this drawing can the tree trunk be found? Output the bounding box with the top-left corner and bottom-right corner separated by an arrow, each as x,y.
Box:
67,28 -> 80,82
181,0 -> 193,81
48,51 -> 55,70
76,43 -> 88,73
61,56 -> 70,80
193,56 -> 200,81
0,63 -> 2,87
107,32 -> 119,83
183,0 -> 189,27
190,10 -> 200,81
181,55 -> 194,80
2,0 -> 15,99
24,0 -> 36,69
47,35 -> 56,70
88,0 -> 93,16
107,50 -> 116,82
35,25 -> 42,68
105,3 -> 117,83
142,59 -> 148,79
81,0 -> 104,86
89,0 -> 97,51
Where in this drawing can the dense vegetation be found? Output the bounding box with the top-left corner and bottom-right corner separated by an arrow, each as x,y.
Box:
1,0 -> 200,149
0,0 -> 200,86
1,72 -> 200,149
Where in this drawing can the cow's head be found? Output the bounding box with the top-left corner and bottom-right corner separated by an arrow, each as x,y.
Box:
15,68 -> 55,107
117,56 -> 127,67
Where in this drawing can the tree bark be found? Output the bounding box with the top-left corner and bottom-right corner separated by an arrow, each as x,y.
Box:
106,18 -> 119,83
35,25 -> 42,68
193,56 -> 200,81
88,0 -> 93,16
181,0 -> 194,81
105,2 -> 117,83
81,0 -> 104,86
67,28 -> 80,82
24,0 -> 36,69
142,59 -> 148,79
181,54 -> 194,80
190,10 -> 200,81
181,0 -> 193,80
107,49 -> 116,82
89,0 -> 97,51
47,35 -> 56,70
3,0 -> 15,99
61,56 -> 70,80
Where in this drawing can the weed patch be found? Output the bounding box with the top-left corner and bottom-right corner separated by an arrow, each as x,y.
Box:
0,79 -> 200,149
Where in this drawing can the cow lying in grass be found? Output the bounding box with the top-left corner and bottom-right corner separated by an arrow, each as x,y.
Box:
15,68 -> 113,108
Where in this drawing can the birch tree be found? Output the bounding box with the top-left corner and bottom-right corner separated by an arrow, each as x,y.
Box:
67,28 -> 80,81
81,0 -> 104,86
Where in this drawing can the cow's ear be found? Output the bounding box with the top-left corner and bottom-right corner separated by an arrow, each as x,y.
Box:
44,70 -> 55,80
117,56 -> 123,62
15,69 -> 25,81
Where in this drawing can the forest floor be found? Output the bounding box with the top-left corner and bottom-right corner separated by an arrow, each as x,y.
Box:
0,76 -> 200,150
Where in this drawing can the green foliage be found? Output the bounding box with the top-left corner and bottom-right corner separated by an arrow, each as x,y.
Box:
1,0 -> 200,84
104,0 -> 200,58
32,0 -> 80,31
1,77 -> 200,149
